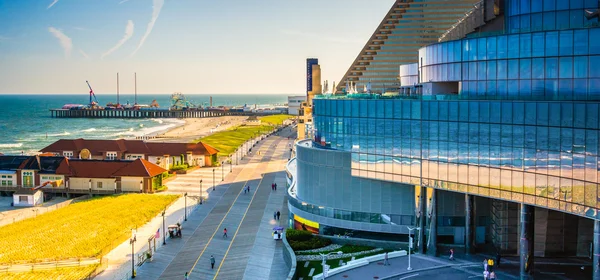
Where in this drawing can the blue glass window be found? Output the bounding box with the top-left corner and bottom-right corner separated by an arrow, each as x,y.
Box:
590,56 -> 600,78
487,61 -> 497,80
573,79 -> 587,96
531,13 -> 543,32
487,80 -> 497,95
573,56 -> 588,78
585,0 -> 599,9
556,10 -> 570,30
469,62 -> 477,80
549,103 -> 561,126
545,32 -> 558,56
532,58 -> 545,79
559,30 -> 573,56
521,15 -> 531,32
497,80 -> 508,96
478,38 -> 487,60
508,60 -> 519,79
544,0 -> 555,11
520,0 -> 530,14
520,59 -> 532,79
487,37 -> 497,59
574,29 -> 589,55
590,79 -> 600,95
508,80 -> 519,95
571,0 -> 583,9
557,0 -> 569,10
546,57 -> 558,79
497,60 -> 508,79
497,36 -> 507,59
546,79 -> 558,96
508,35 -> 520,58
559,57 -> 573,78
531,0 -> 542,12
511,17 -> 521,33
590,29 -> 600,55
532,80 -> 545,96
559,79 -> 573,95
509,0 -> 520,16
570,10 -> 583,29
543,12 -> 556,31
520,33 -> 531,57
532,33 -> 544,57
478,61 -> 487,80
520,80 -> 532,96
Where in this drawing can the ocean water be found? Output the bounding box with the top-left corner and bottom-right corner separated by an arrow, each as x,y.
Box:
0,94 -> 289,155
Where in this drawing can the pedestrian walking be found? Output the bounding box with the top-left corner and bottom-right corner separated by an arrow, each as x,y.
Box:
184,272 -> 189,280
223,228 -> 228,238
487,258 -> 494,272
489,271 -> 496,280
449,248 -> 455,261
276,210 -> 281,220
247,185 -> 250,193
210,255 -> 216,269
271,183 -> 275,190
496,252 -> 501,267
483,259 -> 488,272
274,183 -> 277,190
274,211 -> 277,220
483,270 -> 489,280
383,252 -> 390,266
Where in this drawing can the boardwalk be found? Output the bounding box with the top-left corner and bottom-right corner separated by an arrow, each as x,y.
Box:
135,126 -> 296,280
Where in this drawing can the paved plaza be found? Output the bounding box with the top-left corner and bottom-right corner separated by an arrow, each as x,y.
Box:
132,126 -> 295,280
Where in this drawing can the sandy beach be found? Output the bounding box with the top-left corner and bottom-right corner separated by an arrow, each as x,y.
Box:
146,116 -> 249,143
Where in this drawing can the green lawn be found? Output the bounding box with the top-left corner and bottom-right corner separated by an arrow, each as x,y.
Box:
195,125 -> 274,156
259,114 -> 293,126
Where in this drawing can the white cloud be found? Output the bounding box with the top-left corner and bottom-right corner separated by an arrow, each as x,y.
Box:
48,27 -> 73,58
101,20 -> 134,59
79,49 -> 90,59
130,0 -> 164,57
119,0 -> 131,4
47,0 -> 59,9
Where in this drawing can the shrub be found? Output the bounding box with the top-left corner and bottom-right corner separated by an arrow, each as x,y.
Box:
286,229 -> 314,242
286,229 -> 331,251
170,164 -> 189,171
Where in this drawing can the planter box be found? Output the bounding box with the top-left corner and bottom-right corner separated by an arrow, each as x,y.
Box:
172,165 -> 200,174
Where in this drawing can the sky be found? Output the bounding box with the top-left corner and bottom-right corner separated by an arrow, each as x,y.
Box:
0,0 -> 394,94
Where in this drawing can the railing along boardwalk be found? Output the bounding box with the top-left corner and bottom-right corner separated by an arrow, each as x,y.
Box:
50,109 -> 282,119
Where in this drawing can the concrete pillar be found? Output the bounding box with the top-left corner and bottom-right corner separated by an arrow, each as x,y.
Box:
428,188 -> 438,256
465,194 -> 473,255
519,203 -> 534,279
419,186 -> 427,254
594,220 -> 600,280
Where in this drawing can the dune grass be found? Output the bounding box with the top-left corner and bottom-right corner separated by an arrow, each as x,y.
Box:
0,194 -> 178,264
0,265 -> 100,280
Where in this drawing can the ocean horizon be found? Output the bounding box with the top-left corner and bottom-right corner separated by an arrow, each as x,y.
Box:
0,94 -> 290,155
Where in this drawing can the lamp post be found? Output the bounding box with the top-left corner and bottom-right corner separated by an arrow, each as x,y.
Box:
88,179 -> 92,195
319,251 -> 343,279
199,179 -> 203,204
230,156 -> 232,172
212,168 -> 215,191
130,229 -> 137,278
161,210 -> 166,245
407,226 -> 421,271
184,192 -> 188,221
139,180 -> 143,193
221,161 -> 224,181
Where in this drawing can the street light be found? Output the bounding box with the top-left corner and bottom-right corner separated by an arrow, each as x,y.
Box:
319,251 -> 343,279
184,192 -> 188,221
230,156 -> 232,172
199,179 -> 203,204
130,229 -> 137,278
221,161 -> 224,181
407,226 -> 421,271
212,168 -> 215,191
161,210 -> 166,245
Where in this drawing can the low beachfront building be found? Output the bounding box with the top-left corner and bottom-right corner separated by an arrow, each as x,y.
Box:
39,139 -> 219,168
55,158 -> 167,193
287,96 -> 307,115
13,188 -> 43,207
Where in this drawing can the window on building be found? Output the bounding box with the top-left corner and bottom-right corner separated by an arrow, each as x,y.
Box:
106,152 -> 117,160
1,175 -> 13,186
22,171 -> 33,187
19,196 -> 27,202
97,182 -> 103,188
63,151 -> 73,158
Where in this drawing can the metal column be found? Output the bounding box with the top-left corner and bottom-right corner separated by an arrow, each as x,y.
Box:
594,220 -> 600,280
465,194 -> 473,255
519,203 -> 534,279
419,186 -> 427,254
428,189 -> 438,257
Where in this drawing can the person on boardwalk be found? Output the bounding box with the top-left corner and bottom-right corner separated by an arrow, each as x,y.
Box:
487,258 -> 494,272
223,228 -> 228,238
449,248 -> 455,260
184,272 -> 189,280
210,255 -> 216,269
483,258 -> 488,272
274,183 -> 277,190
483,270 -> 489,280
271,183 -> 275,191
276,210 -> 281,220
489,271 -> 496,280
383,252 -> 390,266
273,211 -> 277,220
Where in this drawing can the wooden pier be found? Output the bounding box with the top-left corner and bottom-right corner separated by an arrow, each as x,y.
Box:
50,109 -> 273,118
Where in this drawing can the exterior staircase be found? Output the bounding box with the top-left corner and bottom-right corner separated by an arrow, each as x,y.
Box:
490,200 -> 518,254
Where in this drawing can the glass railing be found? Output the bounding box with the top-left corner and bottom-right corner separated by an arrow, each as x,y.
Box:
314,93 -> 600,102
